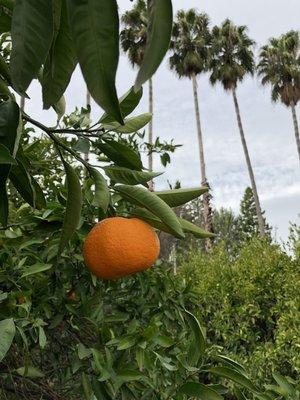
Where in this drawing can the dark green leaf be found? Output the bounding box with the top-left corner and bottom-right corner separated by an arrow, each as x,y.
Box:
114,184 -> 184,238
0,318 -> 15,362
0,77 -> 10,97
42,0 -> 77,109
9,160 -> 35,207
209,367 -> 258,393
59,160 -> 82,252
31,177 -> 46,210
92,378 -> 112,400
135,0 -> 173,90
102,113 -> 151,134
0,54 -> 11,84
0,143 -> 17,164
104,166 -> 161,186
67,0 -> 122,123
234,387 -> 247,400
216,355 -> 247,375
155,187 -> 208,207
100,86 -> 143,124
0,7 -> 11,33
21,263 -> 52,278
81,372 -> 93,400
97,140 -> 143,170
185,310 -> 206,366
73,138 -> 90,154
88,167 -> 110,212
11,0 -> 54,94
0,100 -> 20,152
179,382 -> 223,400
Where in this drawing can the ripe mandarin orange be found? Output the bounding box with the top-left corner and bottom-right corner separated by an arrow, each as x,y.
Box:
83,217 -> 160,280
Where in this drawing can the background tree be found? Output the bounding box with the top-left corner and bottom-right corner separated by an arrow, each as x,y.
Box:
258,30 -> 300,163
169,9 -> 214,243
120,0 -> 155,189
239,186 -> 271,241
209,19 -> 266,237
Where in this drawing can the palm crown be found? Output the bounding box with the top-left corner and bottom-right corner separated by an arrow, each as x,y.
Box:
209,19 -> 255,91
120,0 -> 147,67
169,9 -> 211,78
258,30 -> 300,107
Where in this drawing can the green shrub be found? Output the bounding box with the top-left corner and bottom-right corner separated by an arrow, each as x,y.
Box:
180,238 -> 300,382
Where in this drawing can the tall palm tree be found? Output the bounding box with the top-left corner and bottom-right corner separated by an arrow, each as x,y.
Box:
169,9 -> 214,239
258,31 -> 300,163
120,0 -> 154,190
209,19 -> 266,236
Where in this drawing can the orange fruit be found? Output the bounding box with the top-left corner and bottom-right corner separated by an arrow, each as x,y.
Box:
83,217 -> 160,280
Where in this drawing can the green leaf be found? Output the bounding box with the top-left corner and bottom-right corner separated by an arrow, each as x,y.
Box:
9,160 -> 35,207
114,184 -> 185,238
53,95 -> 66,121
31,178 -> 46,210
179,218 -> 215,239
272,373 -> 295,396
67,0 -> 122,123
97,140 -> 143,170
91,378 -> 112,400
185,310 -> 206,366
100,86 -> 143,124
11,0 -> 54,94
0,318 -> 15,362
42,0 -> 77,109
73,138 -> 90,154
117,370 -> 145,383
0,54 -> 11,84
179,382 -> 223,400
102,113 -> 152,134
0,76 -> 11,97
135,0 -> 173,91
38,326 -> 47,349
81,372 -> 93,400
209,367 -> 258,393
88,167 -> 110,212
59,160 -> 82,252
234,387 -> 247,400
21,263 -> 52,278
216,355 -> 247,375
155,187 -> 208,207
0,100 -> 20,152
15,366 -> 44,378
104,166 -> 161,186
0,143 -> 17,164
153,335 -> 173,348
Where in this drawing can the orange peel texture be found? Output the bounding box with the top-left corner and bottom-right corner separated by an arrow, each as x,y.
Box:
83,217 -> 160,280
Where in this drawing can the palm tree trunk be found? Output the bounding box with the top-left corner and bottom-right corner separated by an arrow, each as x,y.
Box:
291,102 -> 300,163
232,88 -> 266,236
85,89 -> 91,163
148,78 -> 154,191
191,73 -> 213,247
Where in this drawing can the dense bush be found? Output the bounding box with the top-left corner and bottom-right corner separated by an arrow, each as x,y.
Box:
180,238 -> 300,382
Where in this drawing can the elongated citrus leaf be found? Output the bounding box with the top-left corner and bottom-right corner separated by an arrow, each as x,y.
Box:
16,366 -> 44,378
209,367 -> 258,393
104,166 -> 161,186
0,54 -> 11,84
0,318 -> 15,362
97,140 -> 143,170
234,387 -> 247,400
11,0 -> 53,94
185,310 -> 206,366
59,160 -> 82,252
135,0 -> 173,91
102,113 -> 151,134
0,143 -> 17,164
42,1 -> 77,109
272,373 -> 294,396
100,86 -> 143,124
9,160 -> 35,207
131,208 -> 213,238
216,355 -> 247,375
92,378 -> 112,400
114,184 -> 184,238
31,178 -> 46,210
155,187 -> 208,207
81,372 -> 93,400
67,0 -> 122,123
21,263 -> 52,278
88,167 -> 110,212
179,218 -> 215,238
179,382 -> 223,400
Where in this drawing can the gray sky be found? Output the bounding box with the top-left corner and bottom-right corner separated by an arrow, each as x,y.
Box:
25,0 -> 300,241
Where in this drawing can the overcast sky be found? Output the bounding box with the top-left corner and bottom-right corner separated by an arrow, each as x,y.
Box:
25,0 -> 300,241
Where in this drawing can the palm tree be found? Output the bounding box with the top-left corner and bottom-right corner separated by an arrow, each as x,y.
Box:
169,9 -> 214,239
258,31 -> 300,163
120,0 -> 154,190
209,19 -> 266,236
